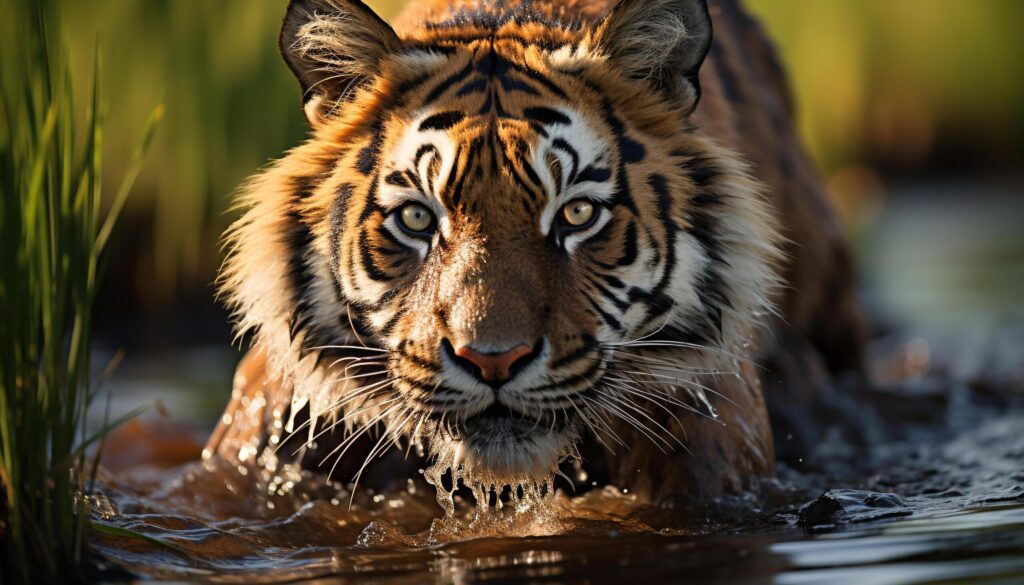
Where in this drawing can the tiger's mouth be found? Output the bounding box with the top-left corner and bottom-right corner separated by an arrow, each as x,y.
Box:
425,402 -> 579,479
460,403 -> 573,441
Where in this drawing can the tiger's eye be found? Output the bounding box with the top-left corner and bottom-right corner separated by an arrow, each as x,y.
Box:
562,199 -> 596,228
399,203 -> 434,233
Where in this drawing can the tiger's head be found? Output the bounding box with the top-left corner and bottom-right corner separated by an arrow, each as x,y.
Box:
222,0 -> 781,486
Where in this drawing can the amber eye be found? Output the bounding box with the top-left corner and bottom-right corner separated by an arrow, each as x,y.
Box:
560,199 -> 597,229
398,203 -> 435,234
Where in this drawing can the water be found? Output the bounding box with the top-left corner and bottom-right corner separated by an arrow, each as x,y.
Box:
84,328 -> 1024,583
86,185 -> 1024,582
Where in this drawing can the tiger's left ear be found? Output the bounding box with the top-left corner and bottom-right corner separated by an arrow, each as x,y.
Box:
594,0 -> 712,112
280,0 -> 400,127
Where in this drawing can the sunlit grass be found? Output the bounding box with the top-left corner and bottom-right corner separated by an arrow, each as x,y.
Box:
0,3 -> 160,581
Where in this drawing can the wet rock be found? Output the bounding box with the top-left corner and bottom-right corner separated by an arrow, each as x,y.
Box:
972,485 -> 1024,505
798,489 -> 911,529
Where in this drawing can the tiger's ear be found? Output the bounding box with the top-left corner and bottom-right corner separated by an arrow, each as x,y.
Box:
280,0 -> 400,126
595,0 -> 712,112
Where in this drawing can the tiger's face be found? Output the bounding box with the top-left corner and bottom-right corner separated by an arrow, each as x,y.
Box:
224,0 -> 780,486
356,53 -> 670,478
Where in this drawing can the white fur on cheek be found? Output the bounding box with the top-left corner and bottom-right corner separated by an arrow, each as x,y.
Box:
535,111 -> 615,237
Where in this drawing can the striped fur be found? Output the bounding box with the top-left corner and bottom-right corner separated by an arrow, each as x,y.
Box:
213,0 -> 859,500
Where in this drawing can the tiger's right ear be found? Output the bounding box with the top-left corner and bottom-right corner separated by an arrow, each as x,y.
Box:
595,0 -> 712,113
280,0 -> 400,126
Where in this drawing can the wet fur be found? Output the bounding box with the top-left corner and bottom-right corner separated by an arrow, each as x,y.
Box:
209,0 -> 864,502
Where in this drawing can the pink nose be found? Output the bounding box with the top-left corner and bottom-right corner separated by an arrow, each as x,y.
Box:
454,344 -> 534,382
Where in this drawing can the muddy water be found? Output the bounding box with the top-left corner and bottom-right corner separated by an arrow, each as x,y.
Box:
85,328 -> 1024,584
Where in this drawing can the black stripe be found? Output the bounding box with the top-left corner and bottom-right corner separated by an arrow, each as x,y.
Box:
523,106 -> 571,126
405,169 -> 427,197
521,159 -> 543,189
379,308 -> 405,337
602,274 -> 625,289
423,9 -> 582,33
345,303 -> 376,340
450,140 -> 478,207
590,278 -> 631,312
532,357 -> 604,392
681,153 -> 722,186
398,376 -> 440,394
370,288 -> 402,312
619,137 -> 646,164
400,347 -> 440,371
688,206 -> 724,262
425,59 -> 475,103
587,296 -> 623,332
425,155 -> 442,198
600,99 -> 638,213
401,44 -> 458,56
637,291 -> 675,330
384,171 -> 410,188
378,224 -> 407,250
478,91 -> 494,115
356,124 -> 385,176
329,183 -> 355,279
284,177 -> 319,346
683,182 -> 731,338
501,141 -> 543,203
414,144 -> 438,168
616,222 -> 639,267
550,334 -> 598,369
509,61 -> 568,99
500,76 -> 540,96
551,139 -> 580,184
393,72 -> 435,107
575,165 -> 612,184
419,110 -> 466,132
440,143 -> 464,198
456,78 -> 488,97
648,174 -> 679,297
357,229 -> 390,283
358,178 -> 383,222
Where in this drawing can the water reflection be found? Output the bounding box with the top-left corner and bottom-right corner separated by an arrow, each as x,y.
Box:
89,318 -> 1024,582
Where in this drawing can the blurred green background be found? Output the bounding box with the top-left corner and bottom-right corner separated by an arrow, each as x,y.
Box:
43,0 -> 1023,348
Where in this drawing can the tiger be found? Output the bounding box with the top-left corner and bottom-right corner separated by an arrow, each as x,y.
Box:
205,0 -> 866,504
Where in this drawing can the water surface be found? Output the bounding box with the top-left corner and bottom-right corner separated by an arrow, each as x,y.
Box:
88,329 -> 1024,583
88,187 -> 1024,582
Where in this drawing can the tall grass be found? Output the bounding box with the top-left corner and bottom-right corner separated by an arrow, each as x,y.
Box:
0,4 -> 160,581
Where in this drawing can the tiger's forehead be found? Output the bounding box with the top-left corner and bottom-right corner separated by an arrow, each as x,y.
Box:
372,40 -> 617,230
392,39 -> 586,120
380,101 -> 614,225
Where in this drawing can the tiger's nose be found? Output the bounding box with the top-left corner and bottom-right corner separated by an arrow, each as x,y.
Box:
451,341 -> 538,384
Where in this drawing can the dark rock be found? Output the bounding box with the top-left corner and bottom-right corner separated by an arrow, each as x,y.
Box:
798,489 -> 912,528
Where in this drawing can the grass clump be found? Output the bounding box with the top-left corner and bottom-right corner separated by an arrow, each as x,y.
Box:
0,3 -> 160,581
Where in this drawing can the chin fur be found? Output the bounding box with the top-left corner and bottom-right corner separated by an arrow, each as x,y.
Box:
424,416 -> 579,487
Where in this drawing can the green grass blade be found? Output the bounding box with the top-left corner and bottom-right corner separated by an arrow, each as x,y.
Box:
95,102 -> 164,256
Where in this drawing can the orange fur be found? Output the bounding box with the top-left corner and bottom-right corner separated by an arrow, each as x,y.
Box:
208,0 -> 864,503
